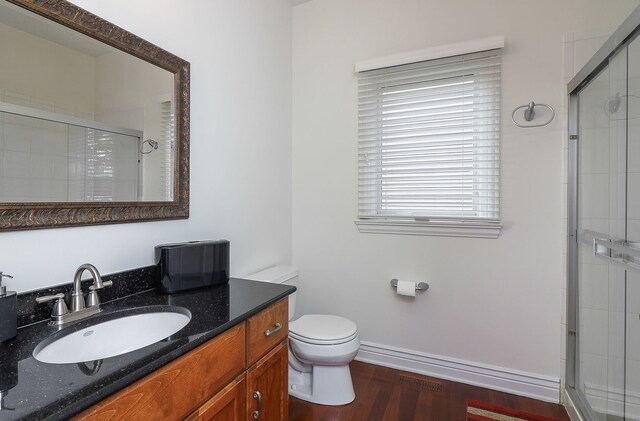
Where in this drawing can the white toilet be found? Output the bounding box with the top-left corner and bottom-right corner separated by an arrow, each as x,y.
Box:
245,265 -> 360,406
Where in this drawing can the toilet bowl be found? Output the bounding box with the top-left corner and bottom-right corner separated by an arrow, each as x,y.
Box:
288,314 -> 359,405
245,266 -> 360,406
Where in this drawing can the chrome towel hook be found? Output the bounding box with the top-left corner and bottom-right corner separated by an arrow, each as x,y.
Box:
523,101 -> 536,121
140,138 -> 159,154
511,101 -> 555,128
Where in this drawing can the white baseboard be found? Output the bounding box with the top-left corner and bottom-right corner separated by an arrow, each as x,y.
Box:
355,341 -> 561,403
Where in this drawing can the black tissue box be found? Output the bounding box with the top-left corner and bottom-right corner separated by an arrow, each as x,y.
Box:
155,240 -> 229,294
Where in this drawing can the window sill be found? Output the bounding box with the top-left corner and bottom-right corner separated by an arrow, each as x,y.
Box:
354,219 -> 502,239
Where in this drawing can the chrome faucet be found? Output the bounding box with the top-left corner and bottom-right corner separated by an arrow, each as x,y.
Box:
71,264 -> 105,312
36,264 -> 112,326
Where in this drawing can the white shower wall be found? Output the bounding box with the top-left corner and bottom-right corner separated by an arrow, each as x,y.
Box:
560,11 -> 640,416
0,113 -> 69,202
627,38 -> 640,417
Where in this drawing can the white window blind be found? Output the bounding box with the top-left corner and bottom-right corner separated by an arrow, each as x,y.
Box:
159,100 -> 175,201
357,49 -> 502,235
76,128 -> 139,202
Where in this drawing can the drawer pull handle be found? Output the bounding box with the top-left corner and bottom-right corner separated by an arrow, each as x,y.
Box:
264,322 -> 282,337
252,390 -> 263,419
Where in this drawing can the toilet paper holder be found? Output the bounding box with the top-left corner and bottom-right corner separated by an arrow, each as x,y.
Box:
390,279 -> 429,292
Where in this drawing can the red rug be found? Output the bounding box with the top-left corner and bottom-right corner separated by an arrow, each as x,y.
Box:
466,400 -> 567,421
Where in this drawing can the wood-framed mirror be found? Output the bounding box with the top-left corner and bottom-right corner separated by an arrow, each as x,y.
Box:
0,0 -> 189,231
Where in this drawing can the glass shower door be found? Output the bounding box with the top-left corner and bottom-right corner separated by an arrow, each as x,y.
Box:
576,47 -> 627,420
625,34 -> 640,421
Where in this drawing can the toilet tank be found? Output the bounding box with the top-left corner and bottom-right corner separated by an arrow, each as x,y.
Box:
244,265 -> 298,321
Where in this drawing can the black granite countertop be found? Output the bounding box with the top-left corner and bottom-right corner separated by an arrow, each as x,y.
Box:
0,277 -> 295,420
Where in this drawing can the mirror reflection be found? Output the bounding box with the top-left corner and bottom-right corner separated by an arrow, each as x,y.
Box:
0,1 -> 175,202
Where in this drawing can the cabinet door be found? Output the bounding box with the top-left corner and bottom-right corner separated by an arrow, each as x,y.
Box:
246,341 -> 288,421
185,374 -> 246,421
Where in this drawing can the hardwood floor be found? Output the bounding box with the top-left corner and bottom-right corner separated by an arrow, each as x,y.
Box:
289,361 -> 570,421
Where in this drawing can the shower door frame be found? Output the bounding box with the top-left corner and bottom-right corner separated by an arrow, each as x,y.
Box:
567,6 -> 640,420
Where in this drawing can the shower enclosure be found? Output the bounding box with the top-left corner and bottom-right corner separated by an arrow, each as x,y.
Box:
0,102 -> 143,202
567,7 -> 640,420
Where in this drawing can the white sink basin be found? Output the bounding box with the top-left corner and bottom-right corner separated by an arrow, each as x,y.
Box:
33,306 -> 191,364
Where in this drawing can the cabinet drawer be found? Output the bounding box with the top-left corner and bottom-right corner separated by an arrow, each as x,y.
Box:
246,298 -> 288,366
73,323 -> 246,421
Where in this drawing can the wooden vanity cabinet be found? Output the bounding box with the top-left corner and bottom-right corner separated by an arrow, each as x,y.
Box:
73,298 -> 289,421
245,298 -> 289,421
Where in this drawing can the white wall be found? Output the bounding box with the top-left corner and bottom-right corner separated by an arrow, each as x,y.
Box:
0,22 -> 95,115
1,0 -> 293,292
291,0 -> 638,394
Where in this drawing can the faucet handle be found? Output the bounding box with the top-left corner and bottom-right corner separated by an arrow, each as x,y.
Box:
35,293 -> 65,303
36,293 -> 69,317
88,281 -> 112,292
86,281 -> 111,308
96,280 -> 113,289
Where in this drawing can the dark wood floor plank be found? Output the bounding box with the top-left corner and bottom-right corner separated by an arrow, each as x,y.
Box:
398,386 -> 419,421
369,380 -> 392,420
289,361 -> 570,421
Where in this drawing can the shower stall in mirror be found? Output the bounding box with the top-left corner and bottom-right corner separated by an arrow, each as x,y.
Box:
567,7 -> 640,420
0,103 -> 141,202
0,101 -> 175,202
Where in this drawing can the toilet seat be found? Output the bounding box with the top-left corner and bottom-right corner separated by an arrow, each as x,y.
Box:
289,314 -> 358,345
290,330 -> 358,345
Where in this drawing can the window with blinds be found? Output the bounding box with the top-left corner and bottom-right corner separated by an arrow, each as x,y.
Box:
356,49 -> 502,237
159,100 -> 175,201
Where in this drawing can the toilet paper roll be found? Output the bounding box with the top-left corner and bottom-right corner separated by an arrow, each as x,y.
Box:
396,280 -> 416,297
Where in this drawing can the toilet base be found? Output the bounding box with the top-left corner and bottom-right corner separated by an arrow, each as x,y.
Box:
288,363 -> 355,406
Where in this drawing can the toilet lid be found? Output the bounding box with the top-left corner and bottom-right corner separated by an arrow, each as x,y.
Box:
289,314 -> 358,345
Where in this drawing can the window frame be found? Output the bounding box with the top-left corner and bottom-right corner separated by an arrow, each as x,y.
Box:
354,39 -> 504,239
